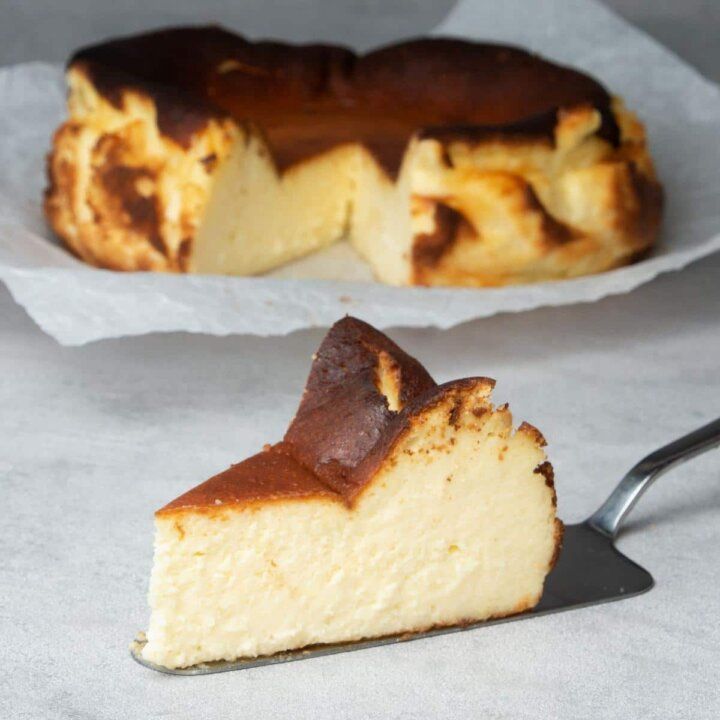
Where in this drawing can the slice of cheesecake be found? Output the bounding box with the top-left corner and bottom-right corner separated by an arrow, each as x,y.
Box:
141,318 -> 562,669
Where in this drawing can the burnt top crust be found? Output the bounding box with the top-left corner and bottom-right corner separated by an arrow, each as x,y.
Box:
160,317 -> 494,513
283,315 -> 436,497
72,26 -> 619,175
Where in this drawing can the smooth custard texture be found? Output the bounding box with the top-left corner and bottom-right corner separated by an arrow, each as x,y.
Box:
193,139 -> 356,276
142,381 -> 560,668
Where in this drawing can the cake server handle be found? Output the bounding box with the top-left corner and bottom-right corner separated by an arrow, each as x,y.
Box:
587,417 -> 720,540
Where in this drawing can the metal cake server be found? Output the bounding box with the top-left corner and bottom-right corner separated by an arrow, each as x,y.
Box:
131,417 -> 720,675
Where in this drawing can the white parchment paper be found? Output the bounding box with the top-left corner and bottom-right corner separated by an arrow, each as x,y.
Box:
1,0 -> 719,346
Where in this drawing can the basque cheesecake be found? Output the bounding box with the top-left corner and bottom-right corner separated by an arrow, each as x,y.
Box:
45,27 -> 662,287
140,317 -> 562,669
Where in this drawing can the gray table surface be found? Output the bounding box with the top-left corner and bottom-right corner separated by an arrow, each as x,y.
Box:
2,2 -> 720,719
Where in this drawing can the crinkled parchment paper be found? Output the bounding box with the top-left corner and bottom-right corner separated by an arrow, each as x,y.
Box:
1,0 -> 719,345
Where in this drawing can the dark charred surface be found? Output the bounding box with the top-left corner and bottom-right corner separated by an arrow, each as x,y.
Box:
72,26 -> 619,175
412,201 -> 477,272
625,162 -> 665,243
96,164 -> 164,253
283,316 -> 436,498
160,318 -> 498,512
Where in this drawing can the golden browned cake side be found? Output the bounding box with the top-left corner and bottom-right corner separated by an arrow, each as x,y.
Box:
45,27 -> 662,285
45,65 -> 237,271
404,100 -> 663,286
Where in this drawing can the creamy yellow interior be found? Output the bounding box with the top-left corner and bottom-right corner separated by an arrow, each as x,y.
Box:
142,386 -> 559,669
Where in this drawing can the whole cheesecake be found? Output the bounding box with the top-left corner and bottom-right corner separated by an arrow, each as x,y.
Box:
139,317 -> 562,669
46,26 -> 662,286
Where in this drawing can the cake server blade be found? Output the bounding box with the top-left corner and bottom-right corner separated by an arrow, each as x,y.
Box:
131,417 -> 720,675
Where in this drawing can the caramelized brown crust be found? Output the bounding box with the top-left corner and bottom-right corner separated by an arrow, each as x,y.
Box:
70,26 -> 618,176
412,201 -> 477,271
158,318 -> 499,514
283,316 -> 435,497
407,110 -> 664,288
160,444 -> 337,513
